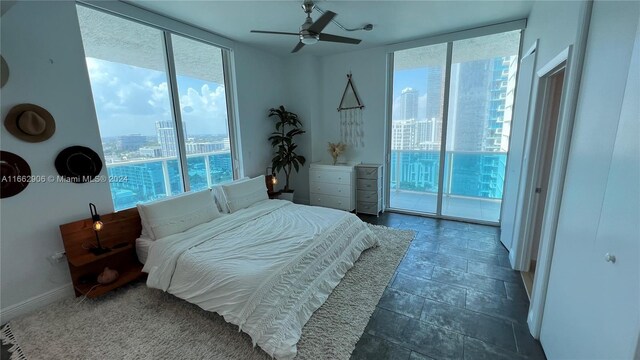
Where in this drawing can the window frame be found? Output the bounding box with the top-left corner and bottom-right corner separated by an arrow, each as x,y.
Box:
77,2 -> 242,207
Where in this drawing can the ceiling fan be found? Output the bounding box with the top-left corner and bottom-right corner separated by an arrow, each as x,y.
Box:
250,0 -> 362,53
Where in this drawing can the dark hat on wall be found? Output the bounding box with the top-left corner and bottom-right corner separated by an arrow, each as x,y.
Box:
0,151 -> 31,199
55,146 -> 103,183
4,104 -> 56,142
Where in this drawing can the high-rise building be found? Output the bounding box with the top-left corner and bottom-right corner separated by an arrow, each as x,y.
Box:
156,121 -> 187,157
115,134 -> 147,151
398,87 -> 419,120
425,67 -> 444,121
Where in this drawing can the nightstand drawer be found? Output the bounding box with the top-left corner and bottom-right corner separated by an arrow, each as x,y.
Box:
310,182 -> 351,197
356,166 -> 380,180
357,190 -> 379,202
357,178 -> 379,190
310,169 -> 352,185
357,200 -> 382,215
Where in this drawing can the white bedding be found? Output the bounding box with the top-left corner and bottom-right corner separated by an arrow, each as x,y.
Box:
143,199 -> 379,359
135,237 -> 153,264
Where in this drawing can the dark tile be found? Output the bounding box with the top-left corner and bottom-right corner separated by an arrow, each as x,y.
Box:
465,289 -> 529,325
467,223 -> 500,235
365,308 -> 412,345
504,282 -> 530,303
438,244 -> 501,266
467,261 -> 521,284
350,333 -> 412,360
466,238 -> 505,254
426,234 -> 469,249
403,318 -> 464,360
513,324 -> 546,359
443,229 -> 497,243
392,273 -> 467,308
463,337 -> 527,360
420,299 -> 517,352
405,250 -> 468,272
409,352 -> 436,360
497,253 -> 512,268
440,220 -> 471,231
377,288 -> 425,319
400,222 -> 429,232
431,267 -> 506,296
409,235 -> 440,253
397,253 -> 436,279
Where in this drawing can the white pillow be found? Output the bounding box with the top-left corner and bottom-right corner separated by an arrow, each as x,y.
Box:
212,177 -> 249,214
137,189 -> 220,240
221,175 -> 268,213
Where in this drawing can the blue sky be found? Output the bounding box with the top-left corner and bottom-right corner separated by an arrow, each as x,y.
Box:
393,67 -> 429,98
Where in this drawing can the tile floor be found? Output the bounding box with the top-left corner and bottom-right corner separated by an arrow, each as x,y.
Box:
389,191 -> 502,223
351,212 -> 546,360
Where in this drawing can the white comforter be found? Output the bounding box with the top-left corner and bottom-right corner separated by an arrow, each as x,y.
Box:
142,200 -> 379,359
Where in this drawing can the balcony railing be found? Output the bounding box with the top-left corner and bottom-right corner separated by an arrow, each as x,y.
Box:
389,150 -> 507,201
105,151 -> 233,210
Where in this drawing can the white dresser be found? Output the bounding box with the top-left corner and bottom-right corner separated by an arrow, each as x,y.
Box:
355,164 -> 383,215
309,163 -> 355,212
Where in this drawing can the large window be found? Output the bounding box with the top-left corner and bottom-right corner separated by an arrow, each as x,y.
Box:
390,30 -> 521,223
77,6 -> 236,210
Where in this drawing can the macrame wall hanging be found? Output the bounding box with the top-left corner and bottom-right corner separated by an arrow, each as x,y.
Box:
337,73 -> 365,147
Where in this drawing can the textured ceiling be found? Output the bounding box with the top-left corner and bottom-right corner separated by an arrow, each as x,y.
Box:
124,0 -> 534,56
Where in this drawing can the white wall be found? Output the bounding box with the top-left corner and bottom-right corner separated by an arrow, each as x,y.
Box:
501,0 -> 586,267
278,55 -> 323,205
0,0 -> 288,323
317,47 -> 389,166
233,43 -> 287,179
539,1 -> 639,357
0,1 -> 113,322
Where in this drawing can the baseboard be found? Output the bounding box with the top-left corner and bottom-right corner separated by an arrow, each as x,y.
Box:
1,283 -> 74,325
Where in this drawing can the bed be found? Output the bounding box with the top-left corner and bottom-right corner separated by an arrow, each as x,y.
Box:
138,176 -> 379,359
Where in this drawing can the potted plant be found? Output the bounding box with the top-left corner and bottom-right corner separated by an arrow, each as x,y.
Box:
268,105 -> 306,201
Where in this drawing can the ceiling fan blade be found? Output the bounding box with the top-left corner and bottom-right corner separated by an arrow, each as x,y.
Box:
251,30 -> 300,36
308,10 -> 336,34
291,42 -> 305,53
319,33 -> 362,44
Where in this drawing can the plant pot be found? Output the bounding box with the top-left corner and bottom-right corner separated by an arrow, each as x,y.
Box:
278,191 -> 294,202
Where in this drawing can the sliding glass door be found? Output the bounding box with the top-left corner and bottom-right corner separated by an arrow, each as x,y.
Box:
389,43 -> 447,214
388,30 -> 521,223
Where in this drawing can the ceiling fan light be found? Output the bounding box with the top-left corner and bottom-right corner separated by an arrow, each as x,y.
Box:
300,34 -> 319,45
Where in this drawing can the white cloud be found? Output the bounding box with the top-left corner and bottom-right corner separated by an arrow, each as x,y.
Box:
86,57 -> 229,138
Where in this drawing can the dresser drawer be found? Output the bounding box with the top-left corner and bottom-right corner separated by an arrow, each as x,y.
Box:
357,200 -> 382,215
310,193 -> 352,211
357,189 -> 379,202
356,166 -> 380,180
310,182 -> 351,197
310,169 -> 352,185
357,178 -> 379,190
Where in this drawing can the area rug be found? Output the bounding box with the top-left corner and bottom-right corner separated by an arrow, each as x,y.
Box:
1,224 -> 414,360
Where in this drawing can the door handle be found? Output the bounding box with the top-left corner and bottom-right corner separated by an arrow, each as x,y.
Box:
604,253 -> 616,263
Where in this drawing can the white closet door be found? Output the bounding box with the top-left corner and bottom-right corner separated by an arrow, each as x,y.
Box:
500,42 -> 537,254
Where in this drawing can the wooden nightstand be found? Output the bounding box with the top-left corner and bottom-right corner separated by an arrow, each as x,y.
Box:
59,208 -> 145,298
268,190 -> 282,199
